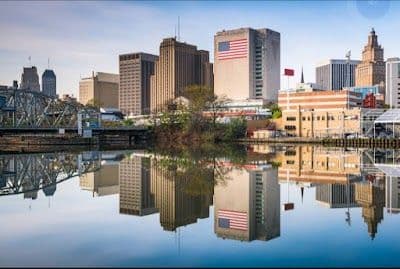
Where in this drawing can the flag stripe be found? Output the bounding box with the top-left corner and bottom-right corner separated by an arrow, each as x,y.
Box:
217,209 -> 248,231
217,38 -> 248,60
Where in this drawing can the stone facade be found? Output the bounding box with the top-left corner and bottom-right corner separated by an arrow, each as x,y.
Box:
79,72 -> 119,109
355,29 -> 385,88
150,38 -> 213,112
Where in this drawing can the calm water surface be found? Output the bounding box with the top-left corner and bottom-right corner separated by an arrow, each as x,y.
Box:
0,145 -> 399,267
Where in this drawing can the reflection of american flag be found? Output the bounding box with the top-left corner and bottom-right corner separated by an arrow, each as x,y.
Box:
217,39 -> 248,60
218,209 -> 247,231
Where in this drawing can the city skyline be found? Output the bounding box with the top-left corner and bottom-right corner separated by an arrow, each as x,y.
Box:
0,0 -> 396,97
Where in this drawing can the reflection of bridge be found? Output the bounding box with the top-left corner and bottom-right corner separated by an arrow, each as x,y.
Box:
0,152 -> 101,196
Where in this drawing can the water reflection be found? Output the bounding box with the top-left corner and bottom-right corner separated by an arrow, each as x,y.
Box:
1,145 -> 400,242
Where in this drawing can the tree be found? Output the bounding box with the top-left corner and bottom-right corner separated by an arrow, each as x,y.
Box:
266,103 -> 282,119
85,98 -> 103,110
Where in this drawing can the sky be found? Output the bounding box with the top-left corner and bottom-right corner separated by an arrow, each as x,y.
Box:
0,0 -> 398,97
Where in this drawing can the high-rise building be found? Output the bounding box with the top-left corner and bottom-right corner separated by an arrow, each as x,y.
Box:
316,59 -> 360,90
385,176 -> 400,214
41,69 -> 56,98
20,66 -> 40,92
79,161 -> 119,197
119,53 -> 158,116
385,57 -> 400,108
355,180 -> 386,239
214,27 -> 280,101
214,165 -> 280,242
119,155 -> 158,216
150,157 -> 213,231
79,72 -> 119,109
355,28 -> 385,88
150,38 -> 213,112
316,183 -> 359,208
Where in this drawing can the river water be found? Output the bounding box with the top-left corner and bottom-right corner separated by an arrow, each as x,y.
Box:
0,145 -> 399,267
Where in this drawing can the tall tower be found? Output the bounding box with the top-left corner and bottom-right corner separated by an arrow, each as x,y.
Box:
42,69 -> 57,98
214,27 -> 280,102
20,66 -> 40,92
150,38 -> 213,113
119,53 -> 158,116
355,28 -> 385,88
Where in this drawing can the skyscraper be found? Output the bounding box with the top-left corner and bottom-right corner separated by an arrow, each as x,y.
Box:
150,38 -> 213,112
42,69 -> 57,98
385,57 -> 400,108
150,157 -> 212,231
355,28 -> 385,87
119,53 -> 158,116
316,59 -> 360,90
79,71 -> 119,108
316,183 -> 359,208
214,165 -> 280,242
355,181 -> 386,239
214,27 -> 280,102
119,155 -> 158,216
20,66 -> 40,92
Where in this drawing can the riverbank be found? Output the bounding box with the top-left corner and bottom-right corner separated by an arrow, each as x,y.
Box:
240,137 -> 400,148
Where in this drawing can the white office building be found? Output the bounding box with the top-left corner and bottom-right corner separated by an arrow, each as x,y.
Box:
316,59 -> 361,90
385,57 -> 400,108
214,27 -> 280,102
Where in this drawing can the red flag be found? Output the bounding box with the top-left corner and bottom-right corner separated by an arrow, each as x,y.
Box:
284,69 -> 294,76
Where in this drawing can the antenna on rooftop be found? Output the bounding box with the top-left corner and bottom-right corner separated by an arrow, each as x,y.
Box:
174,23 -> 177,39
178,16 -> 180,41
28,56 -> 31,67
48,58 -> 50,69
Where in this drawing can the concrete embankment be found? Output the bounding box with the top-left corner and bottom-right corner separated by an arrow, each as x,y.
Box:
240,137 -> 400,148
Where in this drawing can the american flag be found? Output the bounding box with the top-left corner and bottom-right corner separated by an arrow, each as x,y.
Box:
217,209 -> 248,231
217,39 -> 248,60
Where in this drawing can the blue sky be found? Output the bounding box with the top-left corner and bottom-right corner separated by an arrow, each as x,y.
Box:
0,0 -> 397,97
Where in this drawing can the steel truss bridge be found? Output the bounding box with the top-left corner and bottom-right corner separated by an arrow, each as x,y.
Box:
0,88 -> 96,128
0,152 -> 102,196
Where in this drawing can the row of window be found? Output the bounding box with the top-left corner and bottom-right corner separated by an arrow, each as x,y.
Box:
286,115 -> 358,121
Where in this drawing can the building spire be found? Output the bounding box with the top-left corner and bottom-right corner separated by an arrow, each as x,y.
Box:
300,67 -> 304,83
301,187 -> 304,203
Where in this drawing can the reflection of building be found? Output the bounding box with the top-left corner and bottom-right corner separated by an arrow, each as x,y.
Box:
80,161 -> 119,197
316,183 -> 359,208
316,59 -> 360,90
150,38 -> 213,112
385,176 -> 400,214
119,156 -> 157,216
355,181 -> 386,239
20,66 -> 40,92
214,27 -> 280,102
214,166 -> 280,242
79,71 -> 119,108
277,146 -> 362,184
150,158 -> 213,231
119,53 -> 158,116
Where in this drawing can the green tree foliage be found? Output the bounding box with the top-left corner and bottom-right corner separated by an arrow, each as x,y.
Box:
264,102 -> 282,119
152,84 -> 243,145
85,98 -> 102,111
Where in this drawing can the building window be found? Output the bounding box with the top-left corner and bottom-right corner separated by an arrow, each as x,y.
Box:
286,117 -> 296,121
302,117 -> 306,121
284,125 -> 296,130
